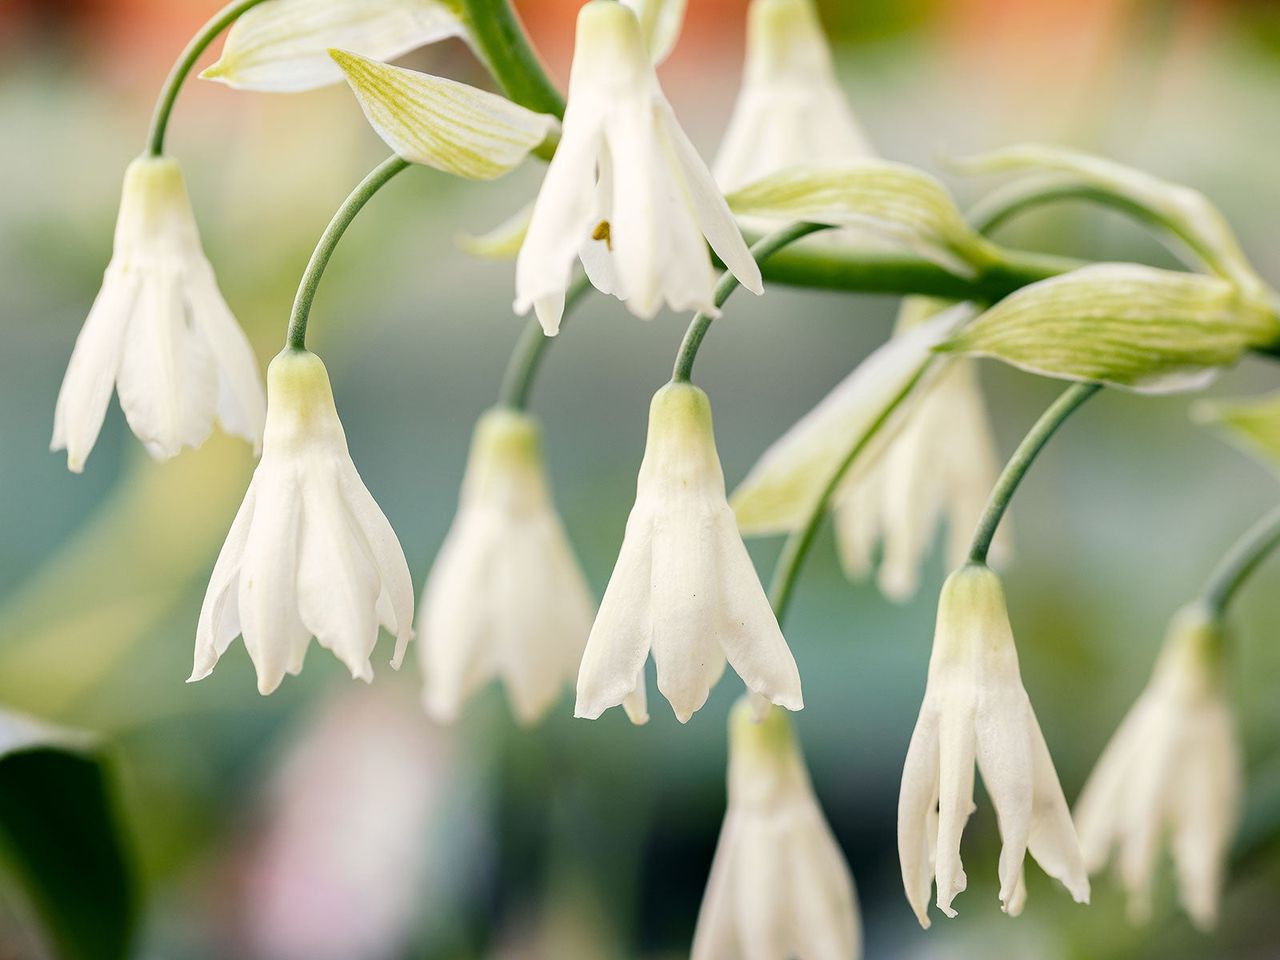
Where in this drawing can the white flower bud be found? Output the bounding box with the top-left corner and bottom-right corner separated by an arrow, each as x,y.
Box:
944,263 -> 1280,393
1074,605 -> 1242,930
725,161 -> 998,277
576,382 -> 803,724
191,349 -> 414,694
515,0 -> 761,335
714,0 -> 875,193
692,699 -> 861,960
418,409 -> 595,726
899,564 -> 1089,926
202,0 -> 466,93
51,156 -> 265,473
330,51 -> 558,181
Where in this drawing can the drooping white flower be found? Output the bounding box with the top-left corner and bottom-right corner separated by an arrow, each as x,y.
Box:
692,698 -> 861,960
191,349 -> 414,695
418,408 -> 597,726
202,0 -> 467,93
834,299 -> 1005,600
52,156 -> 265,473
1074,604 -> 1242,930
515,0 -> 762,335
899,564 -> 1089,926
714,0 -> 874,193
576,382 -> 803,724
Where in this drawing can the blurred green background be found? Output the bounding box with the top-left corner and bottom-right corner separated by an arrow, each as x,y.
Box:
2,0 -> 1280,957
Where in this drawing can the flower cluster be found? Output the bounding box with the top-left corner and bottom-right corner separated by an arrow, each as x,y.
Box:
48,0 -> 1280,953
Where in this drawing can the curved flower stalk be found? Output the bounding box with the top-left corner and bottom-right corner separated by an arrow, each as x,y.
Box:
692,699 -> 860,960
52,156 -> 265,473
191,349 -> 414,695
834,299 -> 1006,600
515,0 -> 762,335
576,382 -> 803,724
714,0 -> 874,193
202,0 -> 467,93
899,564 -> 1089,926
1074,605 -> 1241,930
418,408 -> 597,726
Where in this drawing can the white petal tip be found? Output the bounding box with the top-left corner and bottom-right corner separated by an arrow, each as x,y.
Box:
257,677 -> 284,696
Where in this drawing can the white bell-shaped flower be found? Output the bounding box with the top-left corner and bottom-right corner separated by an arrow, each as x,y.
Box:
899,564 -> 1089,926
191,349 -> 414,695
1074,604 -> 1242,930
418,408 -> 596,726
714,0 -> 874,193
692,698 -> 861,960
515,0 -> 762,335
835,299 -> 1005,601
52,156 -> 265,472
576,382 -> 803,724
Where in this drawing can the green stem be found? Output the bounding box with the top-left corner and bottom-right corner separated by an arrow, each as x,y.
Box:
145,0 -> 271,156
498,274 -> 592,410
672,223 -> 831,383
1201,503 -> 1280,615
967,381 -> 1101,565
458,0 -> 565,151
768,360 -> 939,623
970,179 -> 1227,269
286,155 -> 410,351
749,241 -> 1080,303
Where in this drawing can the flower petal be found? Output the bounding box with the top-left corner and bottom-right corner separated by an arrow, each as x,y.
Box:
192,479 -> 259,682
338,466 -> 415,667
575,512 -> 654,721
238,467 -> 310,695
187,261 -> 266,452
715,513 -> 803,712
649,512 -> 726,722
515,106 -> 605,333
51,267 -> 138,472
897,706 -> 940,928
659,99 -> 762,296
115,267 -> 217,461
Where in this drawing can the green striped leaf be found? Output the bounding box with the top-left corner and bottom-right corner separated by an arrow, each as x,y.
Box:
725,160 -> 998,277
944,264 -> 1280,393
331,50 -> 558,180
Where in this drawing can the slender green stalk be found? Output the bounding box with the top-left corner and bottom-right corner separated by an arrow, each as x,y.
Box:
672,223 -> 831,383
768,361 -> 939,623
1201,503 -> 1280,615
498,274 -> 592,410
966,381 -> 1101,565
750,237 -> 1080,304
286,155 -> 410,351
146,0 -> 271,156
457,0 -> 565,153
